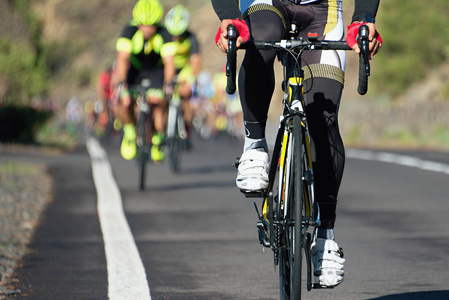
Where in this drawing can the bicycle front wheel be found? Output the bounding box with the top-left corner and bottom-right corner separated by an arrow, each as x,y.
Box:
137,110 -> 148,190
279,116 -> 305,299
167,106 -> 182,172
168,136 -> 180,172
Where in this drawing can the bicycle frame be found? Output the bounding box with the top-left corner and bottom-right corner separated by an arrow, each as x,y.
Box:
259,52 -> 320,296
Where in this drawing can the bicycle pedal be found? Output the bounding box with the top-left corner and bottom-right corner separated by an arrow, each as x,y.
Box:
240,190 -> 266,198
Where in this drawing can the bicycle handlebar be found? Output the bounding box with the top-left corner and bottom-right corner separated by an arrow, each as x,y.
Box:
226,24 -> 370,96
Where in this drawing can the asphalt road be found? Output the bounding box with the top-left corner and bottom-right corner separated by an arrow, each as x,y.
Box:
8,134 -> 449,299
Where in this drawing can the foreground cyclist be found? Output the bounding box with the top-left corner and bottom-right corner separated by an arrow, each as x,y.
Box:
113,0 -> 176,162
212,0 -> 382,288
164,4 -> 202,146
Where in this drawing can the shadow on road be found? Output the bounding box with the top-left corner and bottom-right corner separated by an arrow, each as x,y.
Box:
146,180 -> 236,192
179,163 -> 236,175
368,290 -> 449,300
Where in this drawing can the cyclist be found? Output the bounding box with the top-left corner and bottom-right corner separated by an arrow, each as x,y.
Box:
113,0 -> 176,162
212,0 -> 382,288
96,64 -> 120,135
164,4 -> 201,146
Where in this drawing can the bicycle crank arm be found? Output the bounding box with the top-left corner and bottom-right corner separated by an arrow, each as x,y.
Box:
254,202 -> 270,248
256,221 -> 270,248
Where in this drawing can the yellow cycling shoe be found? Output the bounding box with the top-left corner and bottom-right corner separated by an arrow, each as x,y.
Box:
151,145 -> 164,163
121,124 -> 136,160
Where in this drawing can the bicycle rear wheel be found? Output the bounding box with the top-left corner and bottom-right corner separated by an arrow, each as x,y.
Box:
279,116 -> 305,299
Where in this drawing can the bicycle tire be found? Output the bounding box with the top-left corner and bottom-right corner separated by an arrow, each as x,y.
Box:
169,135 -> 180,173
279,116 -> 305,299
291,116 -> 305,299
138,110 -> 148,190
168,107 -> 181,173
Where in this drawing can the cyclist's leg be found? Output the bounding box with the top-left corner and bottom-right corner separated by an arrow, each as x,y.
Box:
236,0 -> 287,192
296,0 -> 345,233
118,67 -> 143,159
147,88 -> 166,163
294,0 -> 345,287
178,65 -> 195,144
239,1 -> 287,150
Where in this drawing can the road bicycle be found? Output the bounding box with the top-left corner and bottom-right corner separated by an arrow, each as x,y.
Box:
127,78 -> 154,190
165,78 -> 188,173
226,24 -> 370,299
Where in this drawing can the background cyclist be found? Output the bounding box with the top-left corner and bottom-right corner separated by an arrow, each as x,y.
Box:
164,4 -> 201,147
113,0 -> 176,162
95,63 -> 120,136
212,0 -> 382,288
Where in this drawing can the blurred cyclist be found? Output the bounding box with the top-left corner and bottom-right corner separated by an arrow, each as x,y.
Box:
113,0 -> 176,162
96,63 -> 120,135
164,4 -> 201,145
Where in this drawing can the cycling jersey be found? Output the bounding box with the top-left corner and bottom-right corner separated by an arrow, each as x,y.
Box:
98,69 -> 112,100
117,22 -> 173,71
163,30 -> 200,72
211,0 -> 379,23
116,21 -> 174,88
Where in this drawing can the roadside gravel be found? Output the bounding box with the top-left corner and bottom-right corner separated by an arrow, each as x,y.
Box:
0,147 -> 54,298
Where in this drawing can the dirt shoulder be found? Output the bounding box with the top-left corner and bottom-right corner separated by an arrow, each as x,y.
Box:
0,145 -> 56,298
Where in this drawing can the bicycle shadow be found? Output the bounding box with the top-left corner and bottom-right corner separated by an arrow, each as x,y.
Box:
367,290 -> 449,300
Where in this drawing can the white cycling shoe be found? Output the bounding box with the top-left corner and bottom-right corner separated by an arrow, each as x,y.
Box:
236,148 -> 269,192
311,238 -> 345,288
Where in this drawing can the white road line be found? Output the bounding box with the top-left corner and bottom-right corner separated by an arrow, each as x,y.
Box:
346,149 -> 449,175
86,137 -> 151,300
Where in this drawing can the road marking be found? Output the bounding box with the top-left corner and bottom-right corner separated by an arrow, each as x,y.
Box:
346,149 -> 449,175
86,137 -> 151,300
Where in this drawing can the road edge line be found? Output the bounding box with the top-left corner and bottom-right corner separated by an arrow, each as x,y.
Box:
86,137 -> 151,300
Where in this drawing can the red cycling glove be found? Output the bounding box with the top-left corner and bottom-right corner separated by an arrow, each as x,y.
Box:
215,19 -> 250,44
346,22 -> 383,48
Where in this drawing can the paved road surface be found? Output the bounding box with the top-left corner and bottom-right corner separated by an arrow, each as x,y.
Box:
6,134 -> 449,299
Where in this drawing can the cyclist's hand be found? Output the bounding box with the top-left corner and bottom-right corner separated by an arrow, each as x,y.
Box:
346,22 -> 382,59
215,19 -> 250,55
163,81 -> 176,98
114,82 -> 127,104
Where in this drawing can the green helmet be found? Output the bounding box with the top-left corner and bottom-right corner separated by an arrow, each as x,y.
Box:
165,4 -> 190,36
132,0 -> 163,26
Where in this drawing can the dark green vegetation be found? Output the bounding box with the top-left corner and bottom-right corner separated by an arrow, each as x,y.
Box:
373,0 -> 449,97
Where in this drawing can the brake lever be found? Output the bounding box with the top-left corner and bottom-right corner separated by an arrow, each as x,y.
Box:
358,25 -> 370,76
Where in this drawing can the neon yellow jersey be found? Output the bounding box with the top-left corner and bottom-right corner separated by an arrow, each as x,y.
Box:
160,30 -> 200,71
116,22 -> 172,70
